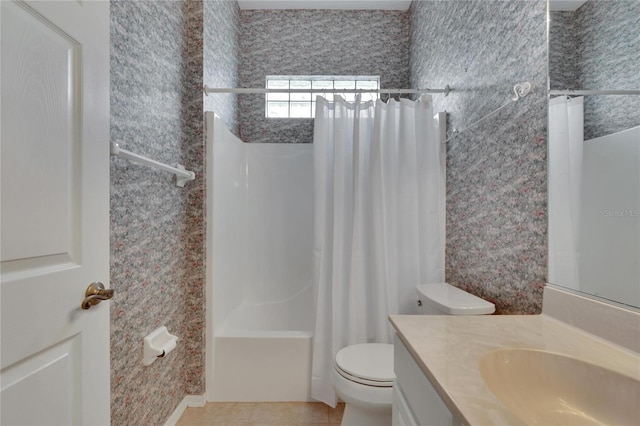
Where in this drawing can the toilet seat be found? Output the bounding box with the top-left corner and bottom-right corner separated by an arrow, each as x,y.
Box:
335,343 -> 394,387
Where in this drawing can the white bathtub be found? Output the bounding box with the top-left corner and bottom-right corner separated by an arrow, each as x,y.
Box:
217,284 -> 314,337
205,112 -> 314,402
210,283 -> 313,401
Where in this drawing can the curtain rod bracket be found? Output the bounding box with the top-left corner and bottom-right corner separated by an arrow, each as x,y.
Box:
513,82 -> 532,101
444,81 -> 532,143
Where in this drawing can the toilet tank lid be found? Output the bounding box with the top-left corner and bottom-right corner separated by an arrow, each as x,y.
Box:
416,283 -> 495,315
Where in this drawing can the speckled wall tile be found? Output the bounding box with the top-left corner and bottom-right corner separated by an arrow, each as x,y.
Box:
182,0 -> 206,398
549,11 -> 580,91
550,1 -> 640,139
238,9 -> 410,143
204,0 -> 240,133
576,0 -> 640,139
410,0 -> 548,314
110,0 -> 215,423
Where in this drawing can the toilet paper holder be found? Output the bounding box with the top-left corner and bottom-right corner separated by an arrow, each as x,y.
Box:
143,326 -> 178,366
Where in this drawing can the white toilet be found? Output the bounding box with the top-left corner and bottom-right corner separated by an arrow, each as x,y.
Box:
331,283 -> 495,426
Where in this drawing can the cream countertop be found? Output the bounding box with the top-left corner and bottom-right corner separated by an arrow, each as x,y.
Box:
389,314 -> 640,425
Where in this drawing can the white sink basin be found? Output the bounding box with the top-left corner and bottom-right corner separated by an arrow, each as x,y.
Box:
480,348 -> 640,425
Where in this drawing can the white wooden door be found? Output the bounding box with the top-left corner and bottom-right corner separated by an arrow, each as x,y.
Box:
0,1 -> 110,424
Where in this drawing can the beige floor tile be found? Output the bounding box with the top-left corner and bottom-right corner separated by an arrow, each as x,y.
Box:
249,402 -> 329,424
177,402 -> 255,425
176,407 -> 206,425
328,402 -> 345,425
287,402 -> 330,423
177,402 -> 335,426
249,402 -> 297,424
202,402 -> 256,424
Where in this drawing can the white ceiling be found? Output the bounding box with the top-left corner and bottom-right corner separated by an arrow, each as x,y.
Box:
237,0 -> 412,10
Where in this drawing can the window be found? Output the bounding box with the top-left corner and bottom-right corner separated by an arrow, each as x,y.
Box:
265,76 -> 380,118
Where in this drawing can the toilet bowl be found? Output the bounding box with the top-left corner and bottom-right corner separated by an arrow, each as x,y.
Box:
331,343 -> 394,426
332,283 -> 495,426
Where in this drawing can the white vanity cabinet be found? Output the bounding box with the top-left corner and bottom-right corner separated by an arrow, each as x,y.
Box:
392,335 -> 461,426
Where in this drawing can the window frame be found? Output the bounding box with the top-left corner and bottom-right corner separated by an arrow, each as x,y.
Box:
265,75 -> 380,119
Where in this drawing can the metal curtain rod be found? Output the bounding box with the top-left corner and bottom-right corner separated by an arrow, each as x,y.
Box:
445,82 -> 532,143
110,142 -> 196,188
203,84 -> 452,96
549,89 -> 640,96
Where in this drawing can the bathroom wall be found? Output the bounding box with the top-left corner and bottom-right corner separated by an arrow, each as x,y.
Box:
238,9 -> 410,143
110,0 -> 241,423
204,0 -> 240,133
550,0 -> 640,139
410,0 -> 548,314
548,11 -> 579,91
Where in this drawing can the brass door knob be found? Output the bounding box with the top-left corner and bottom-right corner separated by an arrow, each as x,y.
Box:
81,282 -> 114,310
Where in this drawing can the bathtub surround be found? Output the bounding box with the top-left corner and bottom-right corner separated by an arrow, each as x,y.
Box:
206,113 -> 314,336
237,9 -> 410,143
206,112 -> 314,401
110,1 -> 238,423
410,0 -> 548,314
549,0 -> 640,140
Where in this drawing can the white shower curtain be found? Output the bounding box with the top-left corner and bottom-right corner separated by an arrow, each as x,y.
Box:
548,96 -> 584,290
311,95 -> 444,407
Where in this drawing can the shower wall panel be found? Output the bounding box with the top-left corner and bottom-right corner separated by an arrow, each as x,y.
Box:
207,113 -> 314,335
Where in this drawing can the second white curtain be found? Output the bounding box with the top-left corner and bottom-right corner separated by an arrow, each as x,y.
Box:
548,95 -> 584,290
311,95 -> 444,407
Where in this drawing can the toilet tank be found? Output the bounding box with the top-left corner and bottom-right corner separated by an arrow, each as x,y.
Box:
416,283 -> 495,315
